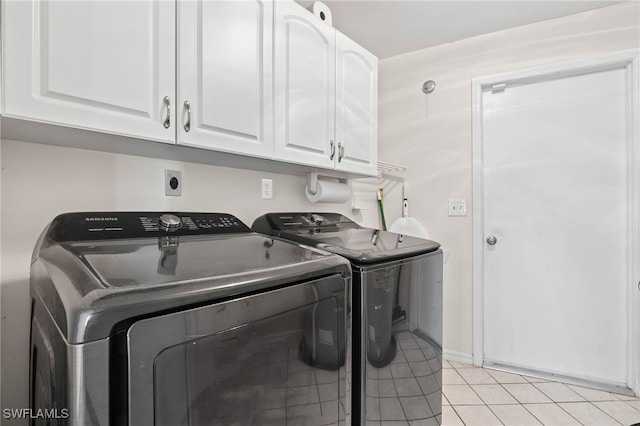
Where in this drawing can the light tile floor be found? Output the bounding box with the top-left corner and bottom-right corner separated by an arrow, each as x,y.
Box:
442,361 -> 640,426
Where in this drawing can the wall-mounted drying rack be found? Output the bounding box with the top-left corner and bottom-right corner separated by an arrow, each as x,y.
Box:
376,161 -> 406,180
351,161 -> 406,212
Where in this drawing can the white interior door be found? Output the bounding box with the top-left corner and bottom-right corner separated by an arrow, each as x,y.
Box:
481,68 -> 631,389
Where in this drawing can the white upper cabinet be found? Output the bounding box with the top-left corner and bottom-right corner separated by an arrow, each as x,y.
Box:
273,0 -> 335,169
335,31 -> 378,176
273,1 -> 378,176
2,0 -> 175,142
2,0 -> 376,175
178,0 -> 273,157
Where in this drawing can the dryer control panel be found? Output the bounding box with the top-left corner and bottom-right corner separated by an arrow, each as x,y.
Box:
257,212 -> 358,230
46,212 -> 251,242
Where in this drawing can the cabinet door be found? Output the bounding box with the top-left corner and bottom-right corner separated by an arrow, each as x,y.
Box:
178,0 -> 273,158
335,31 -> 378,176
274,1 -> 335,169
2,0 -> 175,142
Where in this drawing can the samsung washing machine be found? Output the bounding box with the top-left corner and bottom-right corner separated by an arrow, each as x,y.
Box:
30,212 -> 352,426
252,212 -> 443,425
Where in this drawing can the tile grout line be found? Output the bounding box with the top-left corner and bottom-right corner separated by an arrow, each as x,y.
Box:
394,342 -> 411,423
447,363 -> 640,426
450,363 -> 506,425
480,372 -> 550,426
452,363 -> 500,406
484,371 -> 576,426
527,382 -> 587,426
590,400 -> 637,425
532,382 -> 626,426
560,401 -> 625,426
623,399 -> 640,411
484,404 -> 538,426
449,405 -> 469,426
514,371 -> 633,425
453,363 -> 557,425
384,333 -> 439,423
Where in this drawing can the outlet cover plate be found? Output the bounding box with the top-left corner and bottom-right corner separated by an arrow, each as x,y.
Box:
261,178 -> 273,199
165,170 -> 182,196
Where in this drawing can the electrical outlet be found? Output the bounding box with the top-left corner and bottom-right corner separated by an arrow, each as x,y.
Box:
261,178 -> 273,199
165,170 -> 182,196
448,199 -> 466,216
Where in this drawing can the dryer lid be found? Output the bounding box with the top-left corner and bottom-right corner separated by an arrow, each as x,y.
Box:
282,228 -> 440,264
252,212 -> 441,264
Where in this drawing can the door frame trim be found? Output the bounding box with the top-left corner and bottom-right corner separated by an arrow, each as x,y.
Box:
471,49 -> 640,395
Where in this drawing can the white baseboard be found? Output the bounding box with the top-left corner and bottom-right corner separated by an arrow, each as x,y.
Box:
442,350 -> 474,366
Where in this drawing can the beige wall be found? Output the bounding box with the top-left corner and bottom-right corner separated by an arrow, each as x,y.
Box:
377,1 -> 640,361
0,139 -> 358,418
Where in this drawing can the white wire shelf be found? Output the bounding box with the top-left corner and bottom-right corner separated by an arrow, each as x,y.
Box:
377,161 -> 406,179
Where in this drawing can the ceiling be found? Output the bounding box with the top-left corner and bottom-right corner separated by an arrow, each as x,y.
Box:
296,0 -> 626,59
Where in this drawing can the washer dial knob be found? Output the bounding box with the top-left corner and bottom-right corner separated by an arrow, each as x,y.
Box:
158,214 -> 182,231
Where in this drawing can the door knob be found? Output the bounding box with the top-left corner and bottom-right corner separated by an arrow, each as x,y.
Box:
486,235 -> 498,245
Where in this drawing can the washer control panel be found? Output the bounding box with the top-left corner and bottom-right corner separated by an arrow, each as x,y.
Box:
47,212 -> 250,242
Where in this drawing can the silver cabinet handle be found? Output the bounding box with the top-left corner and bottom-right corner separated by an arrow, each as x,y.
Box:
163,96 -> 170,129
183,100 -> 191,132
329,140 -> 335,160
338,142 -> 345,162
486,235 -> 498,245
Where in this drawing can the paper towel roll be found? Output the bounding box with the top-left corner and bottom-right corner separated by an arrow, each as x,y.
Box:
312,1 -> 332,26
305,180 -> 350,203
